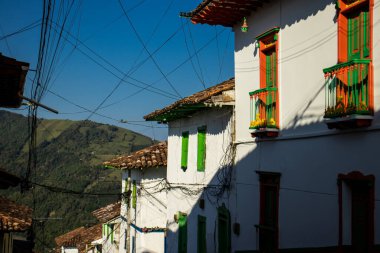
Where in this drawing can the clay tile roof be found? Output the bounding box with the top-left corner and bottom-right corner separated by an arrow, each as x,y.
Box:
144,78 -> 234,122
103,141 -> 167,170
55,224 -> 102,253
180,0 -> 267,27
0,196 -> 32,232
91,202 -> 121,223
75,224 -> 102,253
55,226 -> 86,247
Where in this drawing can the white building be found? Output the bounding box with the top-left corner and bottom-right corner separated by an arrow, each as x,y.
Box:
182,0 -> 380,252
104,142 -> 168,253
55,224 -> 102,253
92,202 -> 121,253
144,79 -> 235,253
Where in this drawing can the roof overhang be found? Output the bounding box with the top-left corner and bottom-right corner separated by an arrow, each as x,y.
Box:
0,54 -> 29,108
144,78 -> 234,123
180,0 -> 269,27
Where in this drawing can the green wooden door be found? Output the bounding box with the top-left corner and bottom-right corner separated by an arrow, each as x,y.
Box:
348,10 -> 369,60
197,215 -> 207,253
178,213 -> 188,253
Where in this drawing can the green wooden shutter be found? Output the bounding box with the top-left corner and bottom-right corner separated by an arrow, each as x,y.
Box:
272,51 -> 277,88
348,13 -> 361,60
266,54 -> 271,87
178,213 -> 188,253
110,224 -> 114,243
197,127 -> 206,172
266,51 -> 276,88
197,215 -> 207,253
362,11 -> 370,58
181,132 -> 189,169
132,180 -> 137,209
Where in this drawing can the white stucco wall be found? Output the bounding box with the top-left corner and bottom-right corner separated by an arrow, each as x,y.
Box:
119,167 -> 167,253
231,0 -> 380,251
102,218 -> 121,253
166,106 -> 233,253
61,246 -> 78,253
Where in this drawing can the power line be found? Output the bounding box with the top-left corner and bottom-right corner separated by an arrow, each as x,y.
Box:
0,19 -> 41,41
118,0 -> 183,98
186,20 -> 206,86
49,21 -> 180,100
181,18 -> 206,89
47,89 -> 168,129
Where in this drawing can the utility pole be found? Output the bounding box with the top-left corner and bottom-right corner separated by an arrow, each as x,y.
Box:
126,169 -> 132,253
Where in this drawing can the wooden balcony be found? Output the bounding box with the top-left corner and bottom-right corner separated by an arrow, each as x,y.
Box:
323,59 -> 373,129
249,87 -> 279,137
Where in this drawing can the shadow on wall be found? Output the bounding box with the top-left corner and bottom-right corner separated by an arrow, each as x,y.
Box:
235,0 -> 336,51
165,105 -> 380,252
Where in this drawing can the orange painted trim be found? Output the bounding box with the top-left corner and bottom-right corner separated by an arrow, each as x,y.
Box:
340,0 -> 369,14
337,10 -> 347,62
337,0 -> 373,111
369,0 -> 374,112
259,41 -> 266,89
275,33 -> 280,129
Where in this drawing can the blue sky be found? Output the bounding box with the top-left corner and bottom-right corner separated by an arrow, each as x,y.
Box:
0,0 -> 234,140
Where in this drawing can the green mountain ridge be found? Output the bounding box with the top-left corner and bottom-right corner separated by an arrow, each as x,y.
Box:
0,110 -> 155,252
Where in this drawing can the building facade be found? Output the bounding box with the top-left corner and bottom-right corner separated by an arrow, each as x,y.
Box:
145,79 -> 235,253
104,142 -> 168,253
184,0 -> 380,252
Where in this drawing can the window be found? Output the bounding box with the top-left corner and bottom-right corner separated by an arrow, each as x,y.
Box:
217,204 -> 231,253
197,126 -> 206,172
249,27 -> 280,137
181,132 -> 189,170
197,215 -> 207,253
338,171 -> 374,252
256,171 -> 280,253
103,223 -> 114,242
109,224 -> 114,242
324,0 -> 373,128
132,180 -> 137,209
347,10 -> 369,60
178,213 -> 188,253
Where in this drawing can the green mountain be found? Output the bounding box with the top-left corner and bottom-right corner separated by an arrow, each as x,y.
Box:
0,110 -> 155,252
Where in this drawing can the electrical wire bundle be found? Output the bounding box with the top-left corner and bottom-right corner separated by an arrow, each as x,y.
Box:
24,0 -> 83,191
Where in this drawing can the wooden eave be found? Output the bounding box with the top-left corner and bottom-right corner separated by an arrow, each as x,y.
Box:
144,78 -> 234,123
181,0 -> 269,27
0,54 -> 29,108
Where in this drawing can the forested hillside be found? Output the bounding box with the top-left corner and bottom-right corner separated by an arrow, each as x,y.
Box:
0,110 -> 155,252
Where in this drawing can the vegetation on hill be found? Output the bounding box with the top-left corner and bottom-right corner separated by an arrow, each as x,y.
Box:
0,110 -> 155,252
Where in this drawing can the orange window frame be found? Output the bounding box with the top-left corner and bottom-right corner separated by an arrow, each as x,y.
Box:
337,0 -> 374,110
256,27 -> 280,128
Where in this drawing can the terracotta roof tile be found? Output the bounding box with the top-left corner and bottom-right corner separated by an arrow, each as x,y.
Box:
180,0 -> 267,27
75,224 -> 102,253
91,202 -> 121,223
55,224 -> 102,253
144,78 -> 234,122
55,226 -> 86,247
103,141 -> 167,170
0,196 -> 32,232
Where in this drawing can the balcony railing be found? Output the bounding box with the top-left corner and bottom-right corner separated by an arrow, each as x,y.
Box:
249,87 -> 278,130
323,59 -> 372,119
